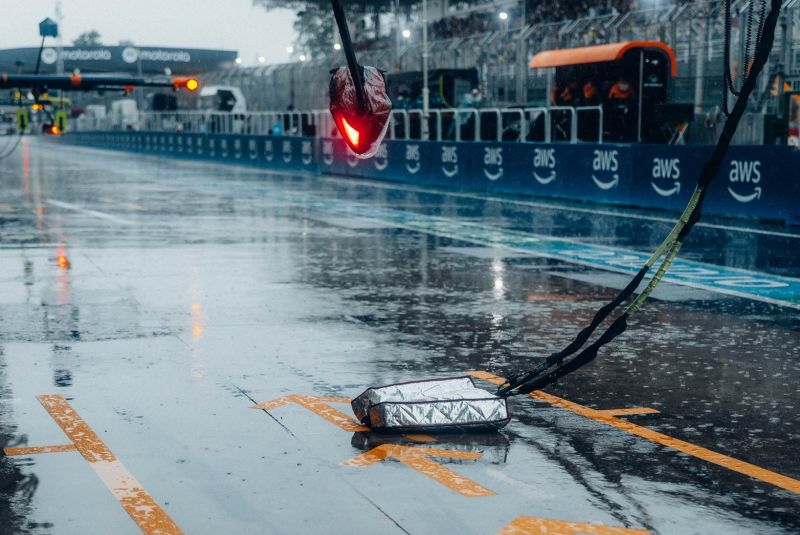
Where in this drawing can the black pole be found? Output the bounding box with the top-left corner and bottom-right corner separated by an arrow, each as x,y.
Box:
34,36 -> 47,76
32,36 -> 47,100
331,0 -> 368,114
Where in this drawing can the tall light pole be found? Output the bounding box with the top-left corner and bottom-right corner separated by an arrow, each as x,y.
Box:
394,0 -> 401,72
55,0 -> 64,74
422,0 -> 429,140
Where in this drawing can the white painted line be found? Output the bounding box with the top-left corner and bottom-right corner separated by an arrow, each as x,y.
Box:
45,199 -> 136,225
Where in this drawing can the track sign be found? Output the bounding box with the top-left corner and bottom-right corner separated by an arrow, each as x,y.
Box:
329,65 -> 392,158
16,108 -> 29,132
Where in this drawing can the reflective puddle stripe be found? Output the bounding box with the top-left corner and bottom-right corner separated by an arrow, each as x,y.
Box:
37,395 -> 184,535
469,372 -> 800,495
293,194 -> 800,309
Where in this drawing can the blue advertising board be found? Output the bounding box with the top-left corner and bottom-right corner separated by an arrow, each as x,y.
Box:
63,131 -> 800,225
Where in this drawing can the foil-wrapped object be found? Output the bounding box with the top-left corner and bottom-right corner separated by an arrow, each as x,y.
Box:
351,377 -> 510,433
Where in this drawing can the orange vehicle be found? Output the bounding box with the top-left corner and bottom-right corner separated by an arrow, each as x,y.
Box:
530,41 -> 679,142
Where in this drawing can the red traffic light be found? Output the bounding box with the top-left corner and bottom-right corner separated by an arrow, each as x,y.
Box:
329,65 -> 391,158
43,123 -> 61,136
173,76 -> 200,92
336,115 -> 360,148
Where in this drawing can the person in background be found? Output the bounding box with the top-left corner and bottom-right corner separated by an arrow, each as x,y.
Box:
607,77 -> 634,140
559,80 -> 578,105
608,77 -> 634,101
580,79 -> 601,140
448,87 -> 482,139
582,79 -> 600,106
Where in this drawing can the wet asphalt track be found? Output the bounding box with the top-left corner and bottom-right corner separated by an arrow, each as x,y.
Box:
1,137 -> 799,534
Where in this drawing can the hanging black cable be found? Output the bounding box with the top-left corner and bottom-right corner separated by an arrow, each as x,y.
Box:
498,0 -> 783,397
331,0 -> 368,115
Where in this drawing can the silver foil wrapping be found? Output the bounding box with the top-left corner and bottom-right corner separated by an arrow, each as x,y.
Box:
351,376 -> 510,433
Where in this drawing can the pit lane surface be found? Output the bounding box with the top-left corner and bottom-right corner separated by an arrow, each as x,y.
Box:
1,138 -> 798,534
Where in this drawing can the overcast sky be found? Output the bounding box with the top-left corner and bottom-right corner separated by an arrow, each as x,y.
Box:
0,0 -> 298,66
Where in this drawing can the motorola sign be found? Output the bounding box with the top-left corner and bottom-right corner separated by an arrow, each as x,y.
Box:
0,46 -> 235,74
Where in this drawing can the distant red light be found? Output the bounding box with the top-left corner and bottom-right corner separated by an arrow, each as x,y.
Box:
57,255 -> 70,270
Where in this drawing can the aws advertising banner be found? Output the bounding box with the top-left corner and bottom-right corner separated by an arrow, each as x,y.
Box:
64,132 -> 800,225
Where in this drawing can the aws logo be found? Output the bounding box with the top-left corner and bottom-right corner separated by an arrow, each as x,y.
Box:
483,147 -> 503,181
220,138 -> 229,158
591,150 -> 619,190
301,141 -> 313,165
186,137 -> 194,154
233,138 -> 242,159
532,148 -> 556,185
208,138 -> 216,158
322,140 -> 334,165
728,160 -> 762,202
441,146 -> 458,177
405,144 -> 420,174
650,158 -> 681,196
374,143 -> 389,170
282,141 -> 292,163
176,136 -> 183,153
264,140 -> 274,161
248,139 -> 258,160
346,148 -> 359,168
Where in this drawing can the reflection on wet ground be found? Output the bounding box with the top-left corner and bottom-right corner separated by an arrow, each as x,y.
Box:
0,139 -> 798,533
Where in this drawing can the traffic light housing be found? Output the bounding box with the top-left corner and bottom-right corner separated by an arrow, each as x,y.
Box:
329,65 -> 392,158
55,110 -> 68,134
16,108 -> 29,132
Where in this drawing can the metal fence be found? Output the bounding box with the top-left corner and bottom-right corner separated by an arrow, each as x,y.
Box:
77,106 -> 606,144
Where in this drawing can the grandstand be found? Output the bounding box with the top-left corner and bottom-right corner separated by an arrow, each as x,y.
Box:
207,0 -> 798,117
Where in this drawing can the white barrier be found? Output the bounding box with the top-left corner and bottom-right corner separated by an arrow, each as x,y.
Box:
91,106 -> 604,144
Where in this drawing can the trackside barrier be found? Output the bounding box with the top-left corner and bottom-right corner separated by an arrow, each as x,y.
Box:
61,132 -> 800,225
128,108 -> 604,144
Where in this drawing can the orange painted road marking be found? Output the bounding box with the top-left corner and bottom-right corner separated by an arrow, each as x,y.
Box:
252,394 -> 369,432
497,516 -> 650,535
37,395 -> 184,535
4,444 -> 77,456
596,407 -> 660,417
470,371 -> 800,495
343,444 -> 494,497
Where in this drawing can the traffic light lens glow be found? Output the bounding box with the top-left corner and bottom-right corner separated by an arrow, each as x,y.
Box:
186,79 -> 199,91
340,117 -> 360,148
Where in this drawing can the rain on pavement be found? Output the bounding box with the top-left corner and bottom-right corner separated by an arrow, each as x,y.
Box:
1,138 -> 799,534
